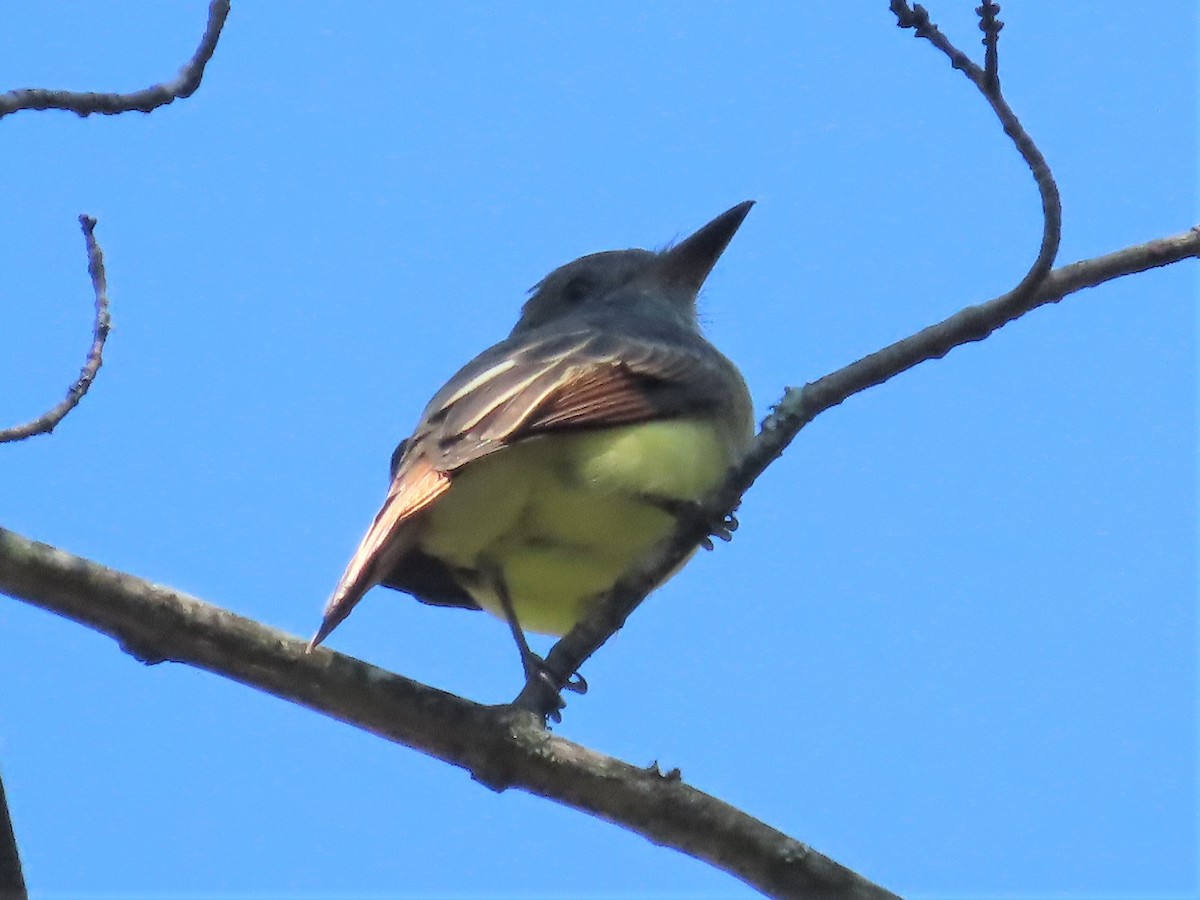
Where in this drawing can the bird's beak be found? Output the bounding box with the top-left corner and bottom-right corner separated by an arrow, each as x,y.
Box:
655,200 -> 754,295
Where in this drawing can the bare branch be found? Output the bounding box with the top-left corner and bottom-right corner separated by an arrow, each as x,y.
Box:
1,227 -> 1195,898
0,0 -> 230,119
0,216 -> 111,444
532,226 -> 1200,707
890,0 -> 1060,303
1,4 -> 1190,895
1,225 -> 1194,895
0,527 -> 898,900
530,1 -> 1063,709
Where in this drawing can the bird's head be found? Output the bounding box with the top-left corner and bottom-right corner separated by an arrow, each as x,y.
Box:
512,201 -> 754,337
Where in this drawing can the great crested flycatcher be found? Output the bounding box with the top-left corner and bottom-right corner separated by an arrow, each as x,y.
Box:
309,201 -> 755,708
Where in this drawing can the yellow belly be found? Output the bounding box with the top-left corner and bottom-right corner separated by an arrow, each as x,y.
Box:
417,419 -> 736,634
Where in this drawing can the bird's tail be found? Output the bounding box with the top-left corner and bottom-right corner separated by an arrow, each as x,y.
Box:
307,458 -> 450,651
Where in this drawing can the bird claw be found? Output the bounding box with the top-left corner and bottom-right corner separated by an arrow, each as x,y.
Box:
648,496 -> 738,551
517,652 -> 588,723
708,513 -> 738,545
564,670 -> 588,694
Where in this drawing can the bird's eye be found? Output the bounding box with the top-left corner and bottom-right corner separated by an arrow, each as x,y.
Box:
561,274 -> 594,304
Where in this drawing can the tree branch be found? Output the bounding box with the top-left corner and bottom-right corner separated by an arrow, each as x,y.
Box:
528,0 -> 1064,711
0,217 -> 111,444
0,770 -> 26,900
2,4 -> 1192,896
532,223 -> 1200,709
0,1 -> 231,120
1,226 -> 1194,899
0,527 -> 898,900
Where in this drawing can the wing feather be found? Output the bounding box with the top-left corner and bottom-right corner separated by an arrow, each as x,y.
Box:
425,329 -> 739,471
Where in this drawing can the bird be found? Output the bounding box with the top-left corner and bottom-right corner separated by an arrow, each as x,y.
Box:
308,201 -> 755,716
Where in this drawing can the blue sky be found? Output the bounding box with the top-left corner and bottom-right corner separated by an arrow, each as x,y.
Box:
0,3 -> 1195,897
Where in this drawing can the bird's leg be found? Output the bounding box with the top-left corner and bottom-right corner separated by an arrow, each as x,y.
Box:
490,570 -> 585,724
639,494 -> 739,551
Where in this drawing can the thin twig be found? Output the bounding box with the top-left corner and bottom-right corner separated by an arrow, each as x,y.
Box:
0,216 -> 111,444
0,0 -> 230,119
530,0 -> 1063,710
3,2 -> 230,440
0,769 -> 26,900
977,1 -> 1003,88
0,527 -> 899,900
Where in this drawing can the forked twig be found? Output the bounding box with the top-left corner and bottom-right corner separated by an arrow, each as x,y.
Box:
532,1 -> 1063,712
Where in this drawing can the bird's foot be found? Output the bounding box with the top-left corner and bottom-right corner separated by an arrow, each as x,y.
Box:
642,496 -> 739,551
701,510 -> 739,549
514,652 -> 587,724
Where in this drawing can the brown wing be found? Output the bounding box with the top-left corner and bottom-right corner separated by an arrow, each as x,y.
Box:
309,326 -> 748,649
526,333 -> 732,431
425,328 -> 745,471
